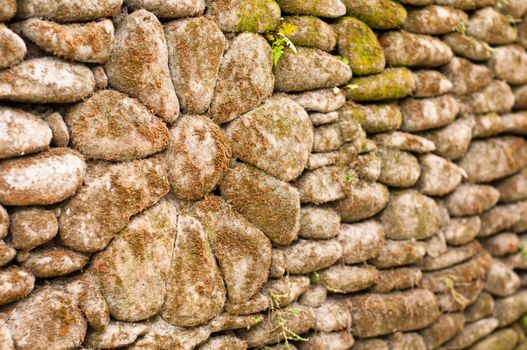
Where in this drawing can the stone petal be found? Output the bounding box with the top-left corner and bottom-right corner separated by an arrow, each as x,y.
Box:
105,9 -> 179,123
226,96 -> 312,182
66,90 -> 169,161
165,17 -> 225,114
59,157 -> 169,253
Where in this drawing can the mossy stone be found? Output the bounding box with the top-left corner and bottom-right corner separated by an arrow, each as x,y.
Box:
341,0 -> 407,29
283,16 -> 337,52
339,101 -> 401,133
276,0 -> 346,18
337,17 -> 385,75
345,68 -> 415,101
207,0 -> 281,33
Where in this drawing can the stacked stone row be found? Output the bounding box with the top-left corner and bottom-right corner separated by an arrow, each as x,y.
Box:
0,0 -> 527,349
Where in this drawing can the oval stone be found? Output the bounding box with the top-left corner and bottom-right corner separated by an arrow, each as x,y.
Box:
0,148 -> 86,206
66,90 -> 169,161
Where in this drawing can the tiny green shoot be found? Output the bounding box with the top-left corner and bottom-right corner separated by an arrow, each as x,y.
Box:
267,22 -> 298,66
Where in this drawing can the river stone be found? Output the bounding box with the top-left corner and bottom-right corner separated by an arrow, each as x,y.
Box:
515,85 -> 527,109
0,0 -> 15,21
198,336 -> 247,350
310,111 -> 339,126
274,47 -> 352,92
434,0 -> 495,9
350,289 -> 440,338
372,239 -> 426,268
299,283 -> 327,308
0,25 -> 26,69
496,168 -> 527,203
465,292 -> 494,322
417,240 -> 482,271
442,57 -> 493,95
309,122 -> 342,151
191,196 -> 271,304
345,68 -> 415,101
294,166 -> 353,204
20,19 -> 114,63
373,132 -> 435,153
164,17 -> 225,114
10,209 -> 57,253
209,33 -> 273,124
307,152 -> 339,170
470,328 -> 518,350
0,267 -> 34,307
105,9 -> 179,123
388,333 -> 426,350
420,313 -> 465,349
444,318 -> 499,349
298,331 -> 354,350
225,96 -> 312,182
338,220 -> 385,264
44,112 -> 69,147
276,0 -> 346,17
412,70 -> 452,97
488,45 -> 527,85
0,107 -> 51,160
342,102 -> 402,134
16,0 -> 122,22
91,65 -> 108,90
300,206 -> 340,239
422,117 -> 473,160
84,321 -> 149,349
263,275 -> 309,308
0,148 -> 85,206
458,137 -> 527,183
478,203 -> 522,237
286,88 -> 346,112
320,264 -> 378,293
340,0 -> 407,29
520,16 -> 527,48
440,219 -> 475,250
220,162 -> 300,246
461,80 -> 515,114
2,287 -> 86,350
21,247 -> 88,278
207,0 -> 280,33
66,89 -> 169,161
353,151 -> 382,181
418,154 -> 463,196
238,304 -> 315,347
283,16 -> 337,52
279,239 -> 342,274
0,57 -> 95,103
312,298 -> 351,332
404,5 -> 467,34
401,95 -> 459,132
382,31 -> 453,67
352,339 -> 389,350
162,212 -> 226,327
334,180 -> 390,222
337,17 -> 385,75
443,32 -> 493,62
467,7 -> 517,45
372,267 -> 422,293
381,190 -> 441,240
483,232 -> 520,257
165,115 -> 231,201
445,184 -> 500,217
377,147 -> 420,188
88,199 -> 176,322
126,0 -> 204,18
0,241 -> 15,267
59,157 -> 169,253
493,290 -> 527,327
501,112 -> 527,135
485,259 -> 520,297
472,113 -> 504,138
500,0 -> 527,18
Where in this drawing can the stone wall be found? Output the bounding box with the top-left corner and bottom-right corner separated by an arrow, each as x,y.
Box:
0,0 -> 527,349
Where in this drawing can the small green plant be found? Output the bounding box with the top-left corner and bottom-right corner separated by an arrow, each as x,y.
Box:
497,0 -> 509,8
311,271 -> 320,281
346,83 -> 359,91
266,22 -> 298,66
443,276 -> 468,308
523,314 -> 527,327
520,243 -> 527,260
507,15 -> 522,24
454,22 -> 467,35
335,55 -> 350,65
254,315 -> 264,323
343,174 -> 353,183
